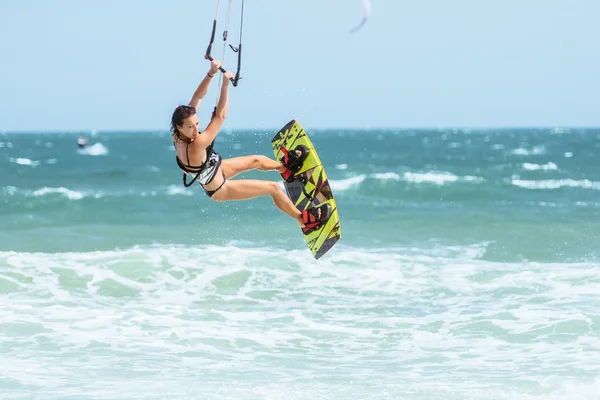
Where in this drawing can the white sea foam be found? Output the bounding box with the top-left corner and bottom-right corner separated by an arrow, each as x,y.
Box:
166,185 -> 193,196
403,171 -> 484,185
372,172 -> 401,181
512,179 -> 600,190
77,142 -> 108,156
32,187 -> 86,200
511,145 -> 546,156
522,162 -> 558,171
328,171 -> 484,191
1,186 -> 17,196
404,171 -> 458,184
0,243 -> 598,399
9,157 -> 40,166
1,185 -> 200,199
329,175 -> 366,191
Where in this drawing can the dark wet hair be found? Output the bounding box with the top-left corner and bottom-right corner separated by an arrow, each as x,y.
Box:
170,105 -> 196,134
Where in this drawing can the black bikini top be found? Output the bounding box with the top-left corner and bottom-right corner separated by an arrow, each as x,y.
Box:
174,133 -> 216,187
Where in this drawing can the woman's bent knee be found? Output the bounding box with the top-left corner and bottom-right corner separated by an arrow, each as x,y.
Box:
269,181 -> 284,194
249,155 -> 262,168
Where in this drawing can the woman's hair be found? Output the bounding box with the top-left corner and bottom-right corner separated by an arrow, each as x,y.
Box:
170,105 -> 196,134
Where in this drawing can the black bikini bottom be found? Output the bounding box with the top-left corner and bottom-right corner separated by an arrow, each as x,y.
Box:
202,171 -> 226,198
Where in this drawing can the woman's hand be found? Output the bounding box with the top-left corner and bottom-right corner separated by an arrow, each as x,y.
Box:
209,59 -> 221,75
223,71 -> 234,83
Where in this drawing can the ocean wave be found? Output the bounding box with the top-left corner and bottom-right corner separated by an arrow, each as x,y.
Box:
512,179 -> 600,190
1,185 -> 196,200
166,185 -> 193,196
510,145 -> 546,156
522,162 -> 558,171
0,241 -> 597,343
0,242 -> 492,296
4,174 -> 598,204
77,143 -> 109,156
1,185 -> 100,200
329,175 -> 366,191
403,171 -> 483,185
405,171 -> 459,184
329,171 -> 484,192
32,187 -> 87,200
8,157 -> 40,166
0,241 -> 490,303
1,242 -> 599,398
8,157 -> 58,167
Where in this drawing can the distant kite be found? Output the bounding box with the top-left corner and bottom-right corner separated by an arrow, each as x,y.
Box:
350,0 -> 371,33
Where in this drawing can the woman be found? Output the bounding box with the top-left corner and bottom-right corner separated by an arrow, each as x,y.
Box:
171,59 -> 330,233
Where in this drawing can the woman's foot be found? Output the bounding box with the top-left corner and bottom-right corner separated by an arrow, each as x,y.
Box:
280,146 -> 309,182
277,147 -> 306,172
299,203 -> 331,234
277,162 -> 288,174
296,206 -> 323,228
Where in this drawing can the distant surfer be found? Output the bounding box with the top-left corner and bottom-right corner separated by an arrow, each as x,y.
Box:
77,136 -> 87,149
170,59 -> 330,232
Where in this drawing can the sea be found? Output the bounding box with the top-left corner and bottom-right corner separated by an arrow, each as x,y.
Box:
1,127 -> 599,399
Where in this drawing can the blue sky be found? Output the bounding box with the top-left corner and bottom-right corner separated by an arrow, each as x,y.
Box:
1,0 -> 599,131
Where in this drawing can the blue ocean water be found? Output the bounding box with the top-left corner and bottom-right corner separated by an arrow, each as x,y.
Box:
1,127 -> 600,399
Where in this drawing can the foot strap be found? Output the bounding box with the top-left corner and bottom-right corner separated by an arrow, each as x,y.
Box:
301,203 -> 331,234
280,145 -> 309,183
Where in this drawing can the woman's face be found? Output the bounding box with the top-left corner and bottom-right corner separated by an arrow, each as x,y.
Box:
177,114 -> 200,141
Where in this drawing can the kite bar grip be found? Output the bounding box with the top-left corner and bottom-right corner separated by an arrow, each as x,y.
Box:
204,54 -> 235,84
204,17 -> 241,87
232,43 -> 242,87
205,20 -> 217,61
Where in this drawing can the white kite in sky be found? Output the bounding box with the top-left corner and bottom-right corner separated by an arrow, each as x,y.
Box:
350,0 -> 371,33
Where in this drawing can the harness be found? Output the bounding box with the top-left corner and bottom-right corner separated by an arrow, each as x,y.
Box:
175,136 -> 221,188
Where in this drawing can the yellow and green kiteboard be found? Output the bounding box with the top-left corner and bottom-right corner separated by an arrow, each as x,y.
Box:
271,120 -> 341,259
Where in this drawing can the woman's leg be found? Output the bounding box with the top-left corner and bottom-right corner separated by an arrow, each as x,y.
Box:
211,179 -> 303,225
221,155 -> 285,180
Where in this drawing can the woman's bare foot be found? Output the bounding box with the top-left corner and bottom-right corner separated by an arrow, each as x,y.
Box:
297,206 -> 325,229
277,149 -> 304,173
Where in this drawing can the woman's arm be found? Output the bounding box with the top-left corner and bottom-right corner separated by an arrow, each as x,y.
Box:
195,71 -> 233,146
213,75 -> 230,119
188,60 -> 221,110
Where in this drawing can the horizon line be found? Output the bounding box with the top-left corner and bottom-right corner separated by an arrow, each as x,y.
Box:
2,125 -> 599,134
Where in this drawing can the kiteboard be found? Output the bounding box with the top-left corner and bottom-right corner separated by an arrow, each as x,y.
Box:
271,120 -> 341,259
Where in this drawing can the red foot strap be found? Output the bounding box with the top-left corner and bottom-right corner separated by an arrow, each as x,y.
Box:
281,169 -> 293,181
301,209 -> 322,233
280,147 -> 305,172
280,147 -> 294,181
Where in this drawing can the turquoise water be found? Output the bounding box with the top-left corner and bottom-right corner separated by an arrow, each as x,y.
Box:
1,128 -> 600,399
